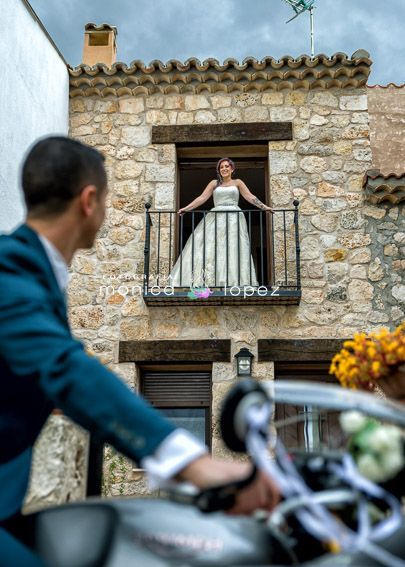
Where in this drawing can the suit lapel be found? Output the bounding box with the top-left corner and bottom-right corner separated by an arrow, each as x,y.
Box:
13,225 -> 69,327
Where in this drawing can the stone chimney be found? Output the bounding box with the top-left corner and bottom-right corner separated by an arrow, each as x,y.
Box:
82,23 -> 117,67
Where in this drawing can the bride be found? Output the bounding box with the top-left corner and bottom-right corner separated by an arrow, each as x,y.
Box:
169,158 -> 273,289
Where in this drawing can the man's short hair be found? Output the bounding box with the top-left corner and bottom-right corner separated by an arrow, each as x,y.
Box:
22,136 -> 107,217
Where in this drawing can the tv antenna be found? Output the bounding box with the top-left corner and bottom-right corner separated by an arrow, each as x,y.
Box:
282,0 -> 316,57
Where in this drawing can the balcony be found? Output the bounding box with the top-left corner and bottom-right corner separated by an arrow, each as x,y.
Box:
143,201 -> 301,306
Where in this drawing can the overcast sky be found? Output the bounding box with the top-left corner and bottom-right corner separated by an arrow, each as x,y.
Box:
30,0 -> 405,85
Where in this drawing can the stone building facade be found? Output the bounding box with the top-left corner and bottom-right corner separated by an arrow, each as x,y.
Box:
24,26 -> 405,506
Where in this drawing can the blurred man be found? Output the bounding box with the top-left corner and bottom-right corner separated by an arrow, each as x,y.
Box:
0,137 -> 278,565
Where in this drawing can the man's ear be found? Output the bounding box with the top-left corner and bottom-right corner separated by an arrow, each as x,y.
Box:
79,185 -> 98,217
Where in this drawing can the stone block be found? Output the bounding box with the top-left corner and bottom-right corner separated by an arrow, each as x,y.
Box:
310,114 -> 329,126
211,95 -> 232,109
324,248 -> 347,262
121,126 -> 151,147
118,98 -> 145,114
155,183 -> 175,209
114,161 -> 144,180
145,163 -> 175,182
329,115 -> 351,127
326,285 -> 347,302
350,265 -> 367,279
164,96 -> 184,110
235,93 -> 260,107
340,211 -> 365,230
339,233 -> 371,249
300,156 -> 327,173
177,112 -> 194,124
311,213 -> 339,232
310,92 -> 338,107
244,106 -> 269,121
285,91 -> 308,106
146,95 -> 164,108
368,258 -> 385,282
339,95 -> 367,111
316,181 -> 339,197
195,110 -> 217,123
384,244 -> 399,257
23,416 -> 88,513
217,107 -> 242,122
70,98 -> 86,112
347,279 -> 373,302
294,121 -> 310,141
326,262 -> 348,284
146,110 -> 169,124
333,140 -> 352,155
353,147 -> 372,162
212,362 -> 234,382
70,306 -> 105,329
184,95 -> 210,111
342,125 -> 369,139
261,92 -> 284,105
94,100 -> 118,113
269,107 -> 297,121
269,152 -> 297,174
270,175 -> 292,206
303,289 -> 325,304
109,226 -> 136,245
298,143 -> 333,157
300,236 -> 321,260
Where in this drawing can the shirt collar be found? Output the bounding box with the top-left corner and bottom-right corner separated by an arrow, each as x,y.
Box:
38,234 -> 70,292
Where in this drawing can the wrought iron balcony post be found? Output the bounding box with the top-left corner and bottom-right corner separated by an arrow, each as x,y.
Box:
293,199 -> 301,291
144,203 -> 152,295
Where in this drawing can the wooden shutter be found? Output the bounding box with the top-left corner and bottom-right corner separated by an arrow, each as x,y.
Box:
141,372 -> 211,407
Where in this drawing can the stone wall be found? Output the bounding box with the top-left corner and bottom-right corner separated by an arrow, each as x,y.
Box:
65,86 -> 398,494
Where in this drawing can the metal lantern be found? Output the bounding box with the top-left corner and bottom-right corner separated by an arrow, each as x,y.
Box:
235,348 -> 254,377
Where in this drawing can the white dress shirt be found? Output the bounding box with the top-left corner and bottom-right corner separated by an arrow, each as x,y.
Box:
39,234 -> 207,487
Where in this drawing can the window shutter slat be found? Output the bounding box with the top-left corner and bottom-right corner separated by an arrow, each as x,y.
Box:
142,372 -> 211,406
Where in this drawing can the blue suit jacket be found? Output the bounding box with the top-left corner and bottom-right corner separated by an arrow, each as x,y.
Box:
0,224 -> 175,519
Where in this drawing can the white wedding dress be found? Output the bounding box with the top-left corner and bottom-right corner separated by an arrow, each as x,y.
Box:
169,185 -> 258,288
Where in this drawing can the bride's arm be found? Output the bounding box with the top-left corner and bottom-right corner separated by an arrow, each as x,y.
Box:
236,179 -> 273,212
178,180 -> 216,215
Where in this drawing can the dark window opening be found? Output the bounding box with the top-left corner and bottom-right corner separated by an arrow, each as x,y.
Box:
274,362 -> 343,452
176,150 -> 270,286
141,370 -> 212,447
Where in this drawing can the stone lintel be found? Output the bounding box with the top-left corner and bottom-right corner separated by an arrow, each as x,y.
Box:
119,339 -> 231,363
152,122 -> 292,144
258,339 -> 347,362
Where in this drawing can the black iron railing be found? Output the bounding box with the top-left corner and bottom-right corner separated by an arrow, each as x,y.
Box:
143,201 -> 301,305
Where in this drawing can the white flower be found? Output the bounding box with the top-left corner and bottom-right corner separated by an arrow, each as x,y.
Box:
340,411 -> 367,434
368,426 -> 402,454
381,451 -> 404,480
357,453 -> 384,483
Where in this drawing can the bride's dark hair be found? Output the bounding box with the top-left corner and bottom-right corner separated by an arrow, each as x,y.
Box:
216,157 -> 235,187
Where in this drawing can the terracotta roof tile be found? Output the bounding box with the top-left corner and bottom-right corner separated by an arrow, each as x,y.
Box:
69,50 -> 371,97
363,170 -> 405,205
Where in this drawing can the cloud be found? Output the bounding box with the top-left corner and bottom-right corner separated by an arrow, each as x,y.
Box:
29,0 -> 405,84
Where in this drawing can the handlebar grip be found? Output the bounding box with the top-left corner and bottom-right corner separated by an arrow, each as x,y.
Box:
195,465 -> 258,513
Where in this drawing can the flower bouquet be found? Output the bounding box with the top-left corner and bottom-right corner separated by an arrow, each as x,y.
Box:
329,323 -> 405,397
340,411 -> 404,483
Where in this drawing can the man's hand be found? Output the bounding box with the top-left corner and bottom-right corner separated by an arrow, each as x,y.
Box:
177,455 -> 280,515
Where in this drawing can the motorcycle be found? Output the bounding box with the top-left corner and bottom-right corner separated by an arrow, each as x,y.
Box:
31,380 -> 405,566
